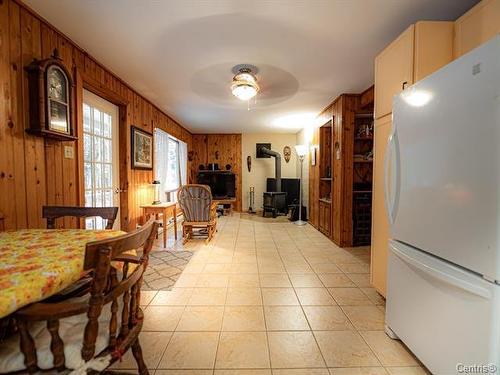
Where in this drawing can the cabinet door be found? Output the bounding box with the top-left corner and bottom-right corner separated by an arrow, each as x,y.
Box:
370,114 -> 392,297
454,0 -> 500,58
414,21 -> 454,81
309,127 -> 321,228
374,25 -> 414,119
318,201 -> 325,233
324,203 -> 331,237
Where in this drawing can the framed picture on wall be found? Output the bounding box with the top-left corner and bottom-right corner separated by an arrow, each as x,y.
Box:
131,126 -> 153,169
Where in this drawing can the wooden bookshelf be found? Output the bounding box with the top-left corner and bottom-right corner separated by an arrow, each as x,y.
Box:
353,104 -> 374,246
309,85 -> 374,247
318,120 -> 332,236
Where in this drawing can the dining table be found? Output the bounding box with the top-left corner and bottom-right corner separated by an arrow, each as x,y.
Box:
0,228 -> 125,319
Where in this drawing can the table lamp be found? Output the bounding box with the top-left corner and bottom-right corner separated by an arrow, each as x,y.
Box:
151,180 -> 161,205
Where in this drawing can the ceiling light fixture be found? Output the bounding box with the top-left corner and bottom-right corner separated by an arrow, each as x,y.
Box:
231,68 -> 259,101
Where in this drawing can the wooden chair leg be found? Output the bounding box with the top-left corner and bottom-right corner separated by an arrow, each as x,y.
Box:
205,226 -> 210,244
205,225 -> 214,244
131,338 -> 149,375
182,225 -> 191,244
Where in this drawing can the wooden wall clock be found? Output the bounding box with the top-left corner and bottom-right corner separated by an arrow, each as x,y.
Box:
25,48 -> 76,140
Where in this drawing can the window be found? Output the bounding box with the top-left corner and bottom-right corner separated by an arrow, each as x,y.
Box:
166,137 -> 180,191
83,90 -> 120,230
154,129 -> 187,203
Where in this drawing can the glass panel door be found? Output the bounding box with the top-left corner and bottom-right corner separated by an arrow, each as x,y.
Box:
83,90 -> 120,229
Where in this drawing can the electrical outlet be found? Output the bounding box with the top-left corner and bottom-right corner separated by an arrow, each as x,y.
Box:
64,146 -> 74,159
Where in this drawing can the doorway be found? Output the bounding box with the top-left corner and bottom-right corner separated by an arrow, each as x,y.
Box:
83,89 -> 120,229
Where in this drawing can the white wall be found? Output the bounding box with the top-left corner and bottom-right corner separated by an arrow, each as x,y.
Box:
242,133 -> 299,211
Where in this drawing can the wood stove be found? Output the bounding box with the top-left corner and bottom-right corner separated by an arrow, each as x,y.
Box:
263,191 -> 287,218
257,144 -> 287,218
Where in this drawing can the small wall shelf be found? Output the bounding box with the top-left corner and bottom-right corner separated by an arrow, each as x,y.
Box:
354,159 -> 373,163
354,111 -> 374,119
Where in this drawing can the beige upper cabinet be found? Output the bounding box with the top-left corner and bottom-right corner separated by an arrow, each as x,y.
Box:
374,22 -> 456,120
454,0 -> 500,58
414,21 -> 454,81
374,25 -> 414,120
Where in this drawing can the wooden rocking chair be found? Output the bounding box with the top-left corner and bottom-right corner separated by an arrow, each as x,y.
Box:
178,184 -> 217,244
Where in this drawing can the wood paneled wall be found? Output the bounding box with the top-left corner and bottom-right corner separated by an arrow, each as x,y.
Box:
0,0 -> 192,231
308,107 -> 331,229
308,93 -> 363,247
334,94 -> 360,246
190,134 -> 242,212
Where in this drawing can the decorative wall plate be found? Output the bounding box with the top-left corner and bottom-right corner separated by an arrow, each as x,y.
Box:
283,146 -> 291,163
247,155 -> 252,172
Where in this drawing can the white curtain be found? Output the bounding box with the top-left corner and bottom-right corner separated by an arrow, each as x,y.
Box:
179,140 -> 188,186
154,128 -> 170,200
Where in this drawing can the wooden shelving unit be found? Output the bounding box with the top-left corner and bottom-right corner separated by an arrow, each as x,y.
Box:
352,104 -> 374,246
318,120 -> 332,237
309,86 -> 374,248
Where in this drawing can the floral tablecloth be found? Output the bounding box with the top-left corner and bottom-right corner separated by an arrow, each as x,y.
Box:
0,229 -> 125,319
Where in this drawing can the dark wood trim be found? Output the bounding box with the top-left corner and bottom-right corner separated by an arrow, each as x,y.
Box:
81,71 -> 129,107
360,85 -> 375,109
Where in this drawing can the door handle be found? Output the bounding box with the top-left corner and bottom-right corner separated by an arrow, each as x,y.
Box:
114,188 -> 127,194
384,129 -> 400,225
402,81 -> 408,90
391,244 -> 491,299
384,133 -> 394,224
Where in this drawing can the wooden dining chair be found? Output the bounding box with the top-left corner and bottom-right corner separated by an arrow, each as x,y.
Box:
0,219 -> 159,375
178,184 -> 217,244
43,205 -> 119,229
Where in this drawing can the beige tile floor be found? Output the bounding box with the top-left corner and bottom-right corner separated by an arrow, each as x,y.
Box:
113,213 -> 429,374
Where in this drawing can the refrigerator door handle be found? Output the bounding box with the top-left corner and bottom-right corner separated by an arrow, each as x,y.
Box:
391,244 -> 492,299
384,129 -> 400,225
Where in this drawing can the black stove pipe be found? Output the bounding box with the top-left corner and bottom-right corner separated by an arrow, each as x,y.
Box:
260,147 -> 282,192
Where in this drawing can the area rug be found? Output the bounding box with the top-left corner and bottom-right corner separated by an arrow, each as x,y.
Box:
141,250 -> 193,290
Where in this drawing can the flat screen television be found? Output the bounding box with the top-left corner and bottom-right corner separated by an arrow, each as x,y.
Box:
197,171 -> 236,199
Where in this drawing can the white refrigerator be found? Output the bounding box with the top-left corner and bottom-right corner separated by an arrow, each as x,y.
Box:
385,35 -> 500,374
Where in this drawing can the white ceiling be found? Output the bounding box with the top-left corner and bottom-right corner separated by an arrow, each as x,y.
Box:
25,0 -> 477,134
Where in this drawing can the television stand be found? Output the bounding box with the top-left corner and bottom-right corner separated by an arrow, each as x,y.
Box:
214,198 -> 236,216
